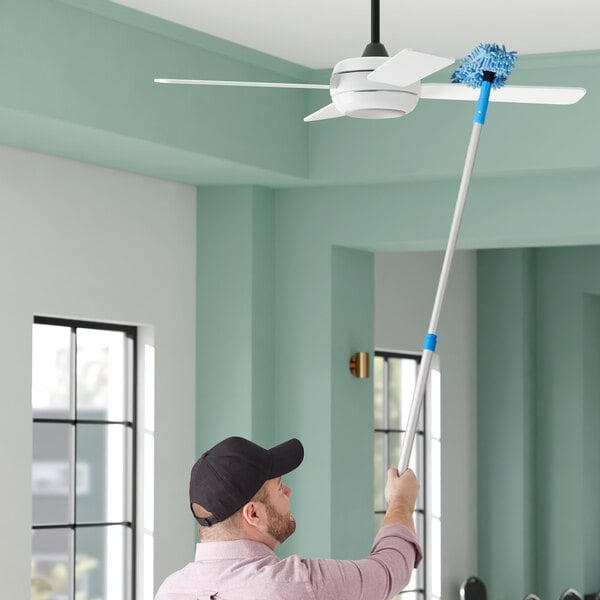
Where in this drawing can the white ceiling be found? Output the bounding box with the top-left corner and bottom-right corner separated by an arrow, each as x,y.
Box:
111,0 -> 600,69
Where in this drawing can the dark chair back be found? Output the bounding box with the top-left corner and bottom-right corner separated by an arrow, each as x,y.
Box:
460,576 -> 487,600
560,589 -> 582,600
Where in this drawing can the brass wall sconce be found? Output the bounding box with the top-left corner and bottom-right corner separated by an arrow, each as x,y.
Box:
349,352 -> 370,378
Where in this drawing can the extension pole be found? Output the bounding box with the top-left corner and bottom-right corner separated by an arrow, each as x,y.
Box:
398,76 -> 493,473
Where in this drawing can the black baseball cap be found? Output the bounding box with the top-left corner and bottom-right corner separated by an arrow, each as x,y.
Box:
189,436 -> 304,526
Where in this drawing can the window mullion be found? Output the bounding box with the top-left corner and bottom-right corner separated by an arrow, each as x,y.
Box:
383,358 -> 390,477
128,334 -> 137,600
70,327 -> 77,600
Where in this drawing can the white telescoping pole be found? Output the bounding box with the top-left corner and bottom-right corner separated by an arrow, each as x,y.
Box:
397,121 -> 484,473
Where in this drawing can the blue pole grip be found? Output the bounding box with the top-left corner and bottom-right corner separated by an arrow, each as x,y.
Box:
423,333 -> 437,352
473,79 -> 492,125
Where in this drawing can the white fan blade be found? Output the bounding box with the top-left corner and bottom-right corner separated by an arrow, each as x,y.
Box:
304,103 -> 345,122
421,83 -> 586,105
154,78 -> 329,90
368,49 -> 455,88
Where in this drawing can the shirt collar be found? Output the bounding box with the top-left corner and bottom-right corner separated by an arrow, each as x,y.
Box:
194,539 -> 275,561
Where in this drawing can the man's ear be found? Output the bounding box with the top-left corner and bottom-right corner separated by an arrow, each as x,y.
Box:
240,501 -> 264,530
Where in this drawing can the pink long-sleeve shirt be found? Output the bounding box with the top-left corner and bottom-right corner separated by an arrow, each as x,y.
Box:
155,524 -> 422,600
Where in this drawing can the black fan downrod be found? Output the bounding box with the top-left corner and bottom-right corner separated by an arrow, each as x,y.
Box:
362,0 -> 389,57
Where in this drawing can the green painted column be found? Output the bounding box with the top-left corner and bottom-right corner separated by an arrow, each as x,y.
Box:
535,247 -> 594,598
196,185 -> 275,453
249,188 -> 277,445
272,203 -> 334,558
331,247 -> 375,558
582,295 -> 600,594
477,249 -> 537,598
479,246 -> 600,599
273,199 -> 376,560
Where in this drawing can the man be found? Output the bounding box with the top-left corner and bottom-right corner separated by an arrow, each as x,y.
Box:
155,436 -> 422,600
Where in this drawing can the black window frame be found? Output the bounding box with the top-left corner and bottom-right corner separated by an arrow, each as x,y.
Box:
32,315 -> 138,600
374,349 -> 428,599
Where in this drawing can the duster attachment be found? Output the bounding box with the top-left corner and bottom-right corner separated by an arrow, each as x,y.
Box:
451,43 -> 517,89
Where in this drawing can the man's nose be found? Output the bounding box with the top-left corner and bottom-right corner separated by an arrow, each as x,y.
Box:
282,484 -> 292,497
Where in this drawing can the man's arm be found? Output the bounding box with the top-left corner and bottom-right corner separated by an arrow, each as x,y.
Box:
303,468 -> 422,599
381,467 -> 419,532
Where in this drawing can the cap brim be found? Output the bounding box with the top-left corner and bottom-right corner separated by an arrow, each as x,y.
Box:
269,438 -> 304,478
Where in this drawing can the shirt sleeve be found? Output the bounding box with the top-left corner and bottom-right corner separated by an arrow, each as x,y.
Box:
302,524 -> 423,600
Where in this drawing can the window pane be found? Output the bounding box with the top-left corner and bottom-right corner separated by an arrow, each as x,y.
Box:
32,324 -> 71,419
396,592 -> 423,600
400,359 -> 420,431
430,368 -> 441,440
32,423 -> 73,526
143,530 -> 154,600
77,329 -> 129,422
31,527 -> 73,600
432,516 -> 442,599
76,525 -> 131,600
373,432 -> 385,511
388,358 -> 402,428
388,357 -> 421,431
77,424 -> 131,523
431,438 -> 441,519
373,355 -> 384,428
144,432 -> 154,532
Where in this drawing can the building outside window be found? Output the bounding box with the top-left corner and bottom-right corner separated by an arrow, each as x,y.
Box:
374,350 -> 441,600
31,317 -> 137,600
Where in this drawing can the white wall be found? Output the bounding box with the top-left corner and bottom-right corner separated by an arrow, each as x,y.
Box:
0,145 -> 197,598
375,251 -> 478,599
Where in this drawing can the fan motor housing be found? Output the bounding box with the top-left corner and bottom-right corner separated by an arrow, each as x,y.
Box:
330,56 -> 420,119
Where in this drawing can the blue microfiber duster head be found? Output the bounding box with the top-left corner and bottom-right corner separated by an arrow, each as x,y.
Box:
451,43 -> 517,89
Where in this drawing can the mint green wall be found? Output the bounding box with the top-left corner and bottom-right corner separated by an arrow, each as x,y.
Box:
3,2 -> 599,188
271,203 -> 376,559
478,247 -> 600,599
0,145 -> 197,598
4,1 -> 600,596
582,295 -> 600,594
1,0 -> 311,185
208,173 -> 600,589
478,250 -> 537,597
196,189 -> 375,560
196,186 -> 275,450
376,251 -> 479,598
330,248 -> 374,559
307,52 -> 599,185
535,247 -> 600,597
195,170 -> 600,583
250,188 -> 277,446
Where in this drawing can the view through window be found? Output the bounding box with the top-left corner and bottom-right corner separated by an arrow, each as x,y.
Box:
31,317 -> 136,600
374,350 -> 441,600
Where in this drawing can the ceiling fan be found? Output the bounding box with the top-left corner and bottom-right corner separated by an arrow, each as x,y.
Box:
154,0 -> 586,121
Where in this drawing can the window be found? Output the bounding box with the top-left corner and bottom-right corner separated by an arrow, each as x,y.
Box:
31,317 -> 137,600
374,351 -> 441,600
